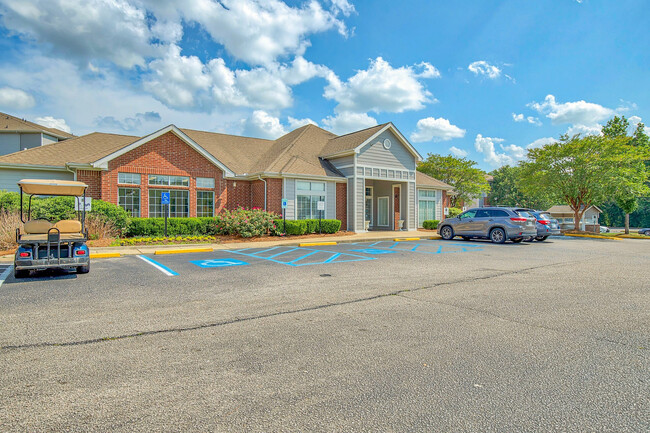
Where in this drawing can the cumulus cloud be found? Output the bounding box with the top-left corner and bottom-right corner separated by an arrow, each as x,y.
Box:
449,146 -> 468,157
0,87 -> 35,109
241,110 -> 287,139
468,61 -> 501,79
95,111 -> 162,132
324,57 -> 439,114
512,113 -> 541,126
287,116 -> 318,130
410,117 -> 466,143
566,123 -> 602,137
526,137 -> 556,149
321,111 -> 377,135
34,116 -> 71,133
474,134 -> 527,167
528,94 -> 614,125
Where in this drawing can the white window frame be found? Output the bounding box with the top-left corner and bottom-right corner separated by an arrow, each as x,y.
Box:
296,180 -> 326,219
377,196 -> 389,227
417,188 -> 436,227
196,177 -> 215,189
148,174 -> 190,187
118,187 -> 141,217
118,172 -> 141,185
196,190 -> 214,217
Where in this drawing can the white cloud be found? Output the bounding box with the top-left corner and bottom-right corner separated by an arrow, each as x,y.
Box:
468,61 -> 501,79
0,87 -> 36,109
241,110 -> 287,139
324,57 -> 438,114
512,113 -> 541,126
287,116 -> 318,130
410,117 -> 466,142
329,0 -> 356,16
321,111 -> 377,135
0,0 -> 155,68
529,94 -> 614,125
526,137 -> 556,149
449,146 -> 468,157
474,134 -> 527,167
34,116 -> 71,133
501,143 -> 525,159
95,111 -> 161,132
566,123 -> 602,137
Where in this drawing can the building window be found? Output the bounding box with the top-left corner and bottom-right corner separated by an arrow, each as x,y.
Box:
196,177 -> 215,189
149,189 -> 189,218
296,181 -> 325,219
365,187 -> 373,225
196,191 -> 214,217
118,172 -> 141,185
118,188 -> 140,217
365,167 -> 372,176
377,196 -> 389,226
418,189 -> 436,227
148,174 -> 189,187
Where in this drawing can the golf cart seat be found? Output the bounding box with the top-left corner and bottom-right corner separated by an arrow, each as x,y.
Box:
20,219 -> 85,242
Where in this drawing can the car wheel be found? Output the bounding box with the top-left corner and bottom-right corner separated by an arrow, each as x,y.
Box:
524,236 -> 535,242
490,228 -> 506,244
535,236 -> 549,242
440,226 -> 454,240
512,237 -> 523,243
77,264 -> 90,274
14,268 -> 29,279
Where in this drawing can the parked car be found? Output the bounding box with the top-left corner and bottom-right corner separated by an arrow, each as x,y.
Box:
638,228 -> 650,236
522,210 -> 562,241
600,226 -> 610,233
438,207 -> 537,244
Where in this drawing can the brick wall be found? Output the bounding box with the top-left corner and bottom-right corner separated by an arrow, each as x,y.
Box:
393,186 -> 400,230
103,131 -> 224,217
266,178 -> 283,216
336,182 -> 347,231
76,170 -> 102,199
224,179 -> 251,210
251,180 -> 265,210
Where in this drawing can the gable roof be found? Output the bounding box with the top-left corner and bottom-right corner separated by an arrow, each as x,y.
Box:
547,205 -> 603,214
0,112 -> 75,139
416,171 -> 453,190
0,132 -> 138,167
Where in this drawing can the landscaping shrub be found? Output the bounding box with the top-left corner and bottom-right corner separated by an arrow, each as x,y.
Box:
0,210 -> 21,250
126,217 -> 217,237
214,208 -> 278,238
90,200 -> 129,233
0,190 -> 20,212
448,207 -> 463,217
272,219 -> 341,235
317,219 -> 342,234
422,220 -> 440,230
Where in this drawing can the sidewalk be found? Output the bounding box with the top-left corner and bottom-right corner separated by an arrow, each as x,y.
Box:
0,230 -> 439,261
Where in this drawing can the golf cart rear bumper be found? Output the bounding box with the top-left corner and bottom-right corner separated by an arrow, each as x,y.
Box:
15,257 -> 89,270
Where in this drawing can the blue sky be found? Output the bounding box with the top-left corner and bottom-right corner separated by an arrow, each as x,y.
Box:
0,0 -> 648,171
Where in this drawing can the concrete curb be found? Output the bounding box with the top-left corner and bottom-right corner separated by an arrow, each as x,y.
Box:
564,233 -> 622,240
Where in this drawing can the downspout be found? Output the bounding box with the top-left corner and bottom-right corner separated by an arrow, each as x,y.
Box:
257,175 -> 267,210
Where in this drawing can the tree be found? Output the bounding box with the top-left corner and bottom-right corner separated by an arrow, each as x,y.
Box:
417,154 -> 490,208
520,134 -> 650,231
601,115 -> 630,138
631,122 -> 650,148
488,165 -> 554,210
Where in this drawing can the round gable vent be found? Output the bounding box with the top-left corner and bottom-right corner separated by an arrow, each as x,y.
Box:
383,138 -> 392,149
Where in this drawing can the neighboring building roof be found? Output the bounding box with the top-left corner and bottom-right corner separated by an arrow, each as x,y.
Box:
416,171 -> 453,190
547,205 -> 603,214
0,132 -> 138,167
0,112 -> 75,139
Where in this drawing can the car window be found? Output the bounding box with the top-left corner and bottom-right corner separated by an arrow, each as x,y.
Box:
475,209 -> 490,218
459,210 -> 477,219
515,210 -> 532,218
488,209 -> 509,217
536,212 -> 551,221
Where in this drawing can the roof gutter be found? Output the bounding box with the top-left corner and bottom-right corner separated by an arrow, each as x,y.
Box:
0,162 -> 69,171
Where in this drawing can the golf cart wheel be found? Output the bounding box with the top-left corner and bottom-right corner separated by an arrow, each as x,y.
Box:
14,268 -> 29,279
490,228 -> 506,244
512,237 -> 524,243
440,226 -> 454,240
535,236 -> 549,242
77,264 -> 90,274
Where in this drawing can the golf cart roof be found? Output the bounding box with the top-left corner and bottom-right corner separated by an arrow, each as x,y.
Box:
18,179 -> 88,196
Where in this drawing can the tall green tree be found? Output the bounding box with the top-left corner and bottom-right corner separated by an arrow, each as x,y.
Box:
417,154 -> 490,208
520,134 -> 650,230
601,115 -> 630,138
488,165 -> 554,210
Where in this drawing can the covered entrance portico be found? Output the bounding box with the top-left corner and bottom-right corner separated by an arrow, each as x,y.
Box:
364,179 -> 409,231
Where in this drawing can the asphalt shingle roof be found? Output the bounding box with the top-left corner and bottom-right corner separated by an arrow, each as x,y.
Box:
0,112 -> 75,139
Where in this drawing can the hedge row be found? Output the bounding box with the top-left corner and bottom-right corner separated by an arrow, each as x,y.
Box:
422,220 -> 440,230
273,219 -> 341,235
125,217 -> 218,237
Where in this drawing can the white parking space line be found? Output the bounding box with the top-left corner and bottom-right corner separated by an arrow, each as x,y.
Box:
137,255 -> 179,276
0,265 -> 13,288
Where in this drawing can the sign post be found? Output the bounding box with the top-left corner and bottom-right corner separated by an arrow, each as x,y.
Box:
161,192 -> 170,237
281,198 -> 288,236
317,200 -> 325,234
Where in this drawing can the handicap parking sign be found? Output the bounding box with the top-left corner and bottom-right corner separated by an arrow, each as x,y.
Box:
161,192 -> 170,205
190,258 -> 249,268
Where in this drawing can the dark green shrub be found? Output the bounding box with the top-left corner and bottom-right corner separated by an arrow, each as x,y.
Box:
31,196 -> 76,221
422,220 -> 440,230
0,190 -> 20,212
126,217 -> 217,237
272,219 -> 340,235
317,219 -> 341,234
214,208 -> 278,238
89,200 -> 130,233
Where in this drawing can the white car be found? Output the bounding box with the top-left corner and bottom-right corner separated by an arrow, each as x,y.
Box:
600,226 -> 610,233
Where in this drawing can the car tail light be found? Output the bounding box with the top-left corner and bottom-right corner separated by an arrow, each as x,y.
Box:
538,220 -> 550,225
75,250 -> 86,256
19,252 -> 30,258
510,217 -> 527,222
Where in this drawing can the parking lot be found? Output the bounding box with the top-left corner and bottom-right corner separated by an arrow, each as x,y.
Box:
1,237 -> 648,432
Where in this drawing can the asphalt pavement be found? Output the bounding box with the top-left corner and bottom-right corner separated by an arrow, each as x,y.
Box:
1,237 -> 648,432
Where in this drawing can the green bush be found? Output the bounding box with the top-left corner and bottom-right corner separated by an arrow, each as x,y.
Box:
0,190 -> 20,212
448,207 -> 463,217
272,219 -> 341,235
90,200 -> 130,233
214,208 -> 278,238
126,217 -> 217,237
318,219 -> 342,234
422,220 -> 440,230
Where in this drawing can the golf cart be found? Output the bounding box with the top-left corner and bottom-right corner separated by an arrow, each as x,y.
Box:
14,179 -> 90,278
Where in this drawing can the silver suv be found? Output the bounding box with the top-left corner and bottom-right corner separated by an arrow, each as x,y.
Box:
438,207 -> 538,244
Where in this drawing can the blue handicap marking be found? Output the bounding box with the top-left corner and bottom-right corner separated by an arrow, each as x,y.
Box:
161,192 -> 170,205
191,258 -> 249,268
350,248 -> 398,255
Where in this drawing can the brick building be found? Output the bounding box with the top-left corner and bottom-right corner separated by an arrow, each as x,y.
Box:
0,120 -> 453,232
